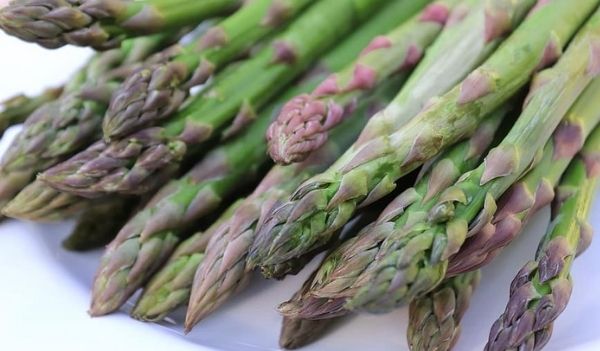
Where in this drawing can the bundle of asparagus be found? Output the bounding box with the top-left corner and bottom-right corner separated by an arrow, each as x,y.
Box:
1,0 -> 599,349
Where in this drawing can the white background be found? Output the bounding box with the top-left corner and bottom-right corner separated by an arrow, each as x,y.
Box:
0,29 -> 599,351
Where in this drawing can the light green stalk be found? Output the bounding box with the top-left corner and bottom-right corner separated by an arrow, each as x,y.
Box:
485,125 -> 600,351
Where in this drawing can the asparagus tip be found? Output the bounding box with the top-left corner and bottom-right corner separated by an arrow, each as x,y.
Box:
266,94 -> 342,165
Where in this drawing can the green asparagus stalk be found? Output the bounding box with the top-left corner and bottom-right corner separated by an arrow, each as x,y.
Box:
2,179 -> 89,221
130,200 -> 242,322
89,103 -> 273,316
39,0 -> 395,199
340,8 -> 600,314
485,126 -> 600,351
246,0 -> 599,275
0,87 -> 63,136
448,78 -> 600,275
278,105 -> 510,320
183,80 -> 400,330
408,270 -> 481,351
0,0 -> 241,49
267,0 -> 537,165
63,198 -> 136,251
0,33 -> 176,210
266,0 -> 463,164
103,0 -> 316,140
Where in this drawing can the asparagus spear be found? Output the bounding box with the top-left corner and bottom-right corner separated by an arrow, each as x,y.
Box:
267,0 -> 537,165
448,78 -> 600,276
130,200 -> 242,322
266,0 -> 463,164
246,0 -> 599,275
0,87 -> 63,136
103,0 -> 316,140
63,198 -> 136,251
485,127 -> 600,351
0,0 -> 241,49
2,179 -> 89,221
39,0 -> 395,199
279,271 -> 343,350
278,105 -> 510,320
408,270 -> 481,351
341,8 -> 600,314
0,33 -> 176,210
183,80 -> 400,330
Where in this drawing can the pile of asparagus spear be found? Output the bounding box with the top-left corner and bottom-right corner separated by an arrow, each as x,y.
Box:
1,0 -> 599,349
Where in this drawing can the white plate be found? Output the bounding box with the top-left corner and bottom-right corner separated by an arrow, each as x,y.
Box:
0,33 -> 599,351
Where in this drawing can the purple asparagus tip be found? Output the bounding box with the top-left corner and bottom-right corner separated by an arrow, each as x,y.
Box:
267,94 -> 344,165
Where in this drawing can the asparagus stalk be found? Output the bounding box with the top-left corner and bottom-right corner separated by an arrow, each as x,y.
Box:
266,0 -> 462,164
356,0 -> 535,141
0,87 -> 63,136
485,127 -> 600,351
341,8 -> 600,314
89,102 -> 273,316
279,105 -> 510,320
103,0 -> 316,140
246,0 -> 599,275
0,33 -> 176,209
63,198 -> 136,251
39,0 -> 394,199
448,78 -> 600,276
183,80 -> 400,330
408,270 -> 481,351
267,0 -> 537,165
0,0 -> 241,49
2,179 -> 89,221
130,200 -> 243,322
